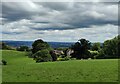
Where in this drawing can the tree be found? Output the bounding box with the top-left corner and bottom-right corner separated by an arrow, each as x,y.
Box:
71,39 -> 91,59
118,35 -> 120,57
91,42 -> 101,51
33,49 -> 52,62
49,50 -> 58,61
2,42 -> 7,49
32,39 -> 51,54
102,35 -> 119,58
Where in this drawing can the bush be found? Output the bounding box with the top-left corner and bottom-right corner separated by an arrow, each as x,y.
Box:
57,57 -> 70,61
33,49 -> 52,62
2,60 -> 7,65
89,50 -> 99,59
26,51 -> 33,58
70,58 -> 76,60
96,49 -> 105,59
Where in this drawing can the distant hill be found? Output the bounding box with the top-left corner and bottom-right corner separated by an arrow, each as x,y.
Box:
1,41 -> 75,48
1,40 -> 103,49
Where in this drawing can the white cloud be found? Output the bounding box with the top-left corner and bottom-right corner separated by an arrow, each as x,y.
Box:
2,19 -> 31,34
1,2 -> 118,42
2,24 -> 118,42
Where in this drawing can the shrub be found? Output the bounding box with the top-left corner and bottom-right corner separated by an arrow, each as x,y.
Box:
60,54 -> 66,58
26,51 -> 33,58
57,57 -> 70,61
89,50 -> 99,59
70,58 -> 76,60
96,49 -> 105,59
2,60 -> 7,65
33,49 -> 52,62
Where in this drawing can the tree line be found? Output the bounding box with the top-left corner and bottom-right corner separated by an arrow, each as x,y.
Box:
71,35 -> 119,59
29,35 -> 120,62
1,35 -> 120,63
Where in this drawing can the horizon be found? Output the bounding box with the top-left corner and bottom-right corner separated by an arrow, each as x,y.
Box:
1,39 -> 105,43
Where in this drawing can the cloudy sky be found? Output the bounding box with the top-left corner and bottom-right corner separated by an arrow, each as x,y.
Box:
0,0 -> 119,42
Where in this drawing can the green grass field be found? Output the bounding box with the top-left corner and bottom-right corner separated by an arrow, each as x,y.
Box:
1,50 -> 118,82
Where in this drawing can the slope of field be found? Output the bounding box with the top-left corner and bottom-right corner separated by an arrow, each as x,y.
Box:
1,50 -> 118,82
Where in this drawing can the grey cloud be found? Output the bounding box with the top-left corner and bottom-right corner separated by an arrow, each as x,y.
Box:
2,31 -> 24,35
2,2 -> 32,22
1,1 -> 119,42
37,2 -> 70,11
2,2 -> 50,22
2,2 -> 118,30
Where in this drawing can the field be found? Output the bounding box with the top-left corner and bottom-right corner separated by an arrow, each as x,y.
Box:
1,50 -> 118,82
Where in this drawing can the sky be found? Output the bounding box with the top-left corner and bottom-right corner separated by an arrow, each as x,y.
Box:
0,0 -> 119,42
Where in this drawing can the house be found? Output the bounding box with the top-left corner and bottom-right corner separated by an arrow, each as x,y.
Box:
66,49 -> 74,57
53,50 -> 64,56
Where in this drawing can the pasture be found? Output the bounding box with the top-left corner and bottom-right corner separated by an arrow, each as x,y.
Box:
1,50 -> 118,82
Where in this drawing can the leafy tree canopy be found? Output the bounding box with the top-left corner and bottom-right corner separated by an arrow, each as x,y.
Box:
32,39 -> 51,54
71,39 -> 91,59
33,49 -> 52,62
91,42 -> 101,51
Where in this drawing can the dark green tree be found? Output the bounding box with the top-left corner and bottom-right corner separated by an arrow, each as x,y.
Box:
71,39 -> 91,59
49,50 -> 58,61
32,39 -> 51,54
1,42 -> 7,49
102,35 -> 119,58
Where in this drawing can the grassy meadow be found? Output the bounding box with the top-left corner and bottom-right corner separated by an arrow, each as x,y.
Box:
1,50 -> 118,82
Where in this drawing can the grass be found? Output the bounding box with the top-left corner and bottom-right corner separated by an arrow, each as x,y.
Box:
1,50 -> 118,82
